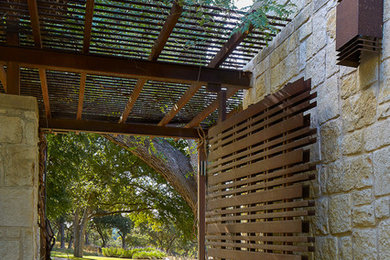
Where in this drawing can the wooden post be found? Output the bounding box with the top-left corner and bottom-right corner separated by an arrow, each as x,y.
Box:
198,144 -> 207,260
6,21 -> 20,95
218,88 -> 227,123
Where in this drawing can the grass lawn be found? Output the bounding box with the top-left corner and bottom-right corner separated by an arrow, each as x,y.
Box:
51,250 -> 133,260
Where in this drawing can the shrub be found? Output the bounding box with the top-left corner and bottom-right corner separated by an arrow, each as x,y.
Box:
102,247 -> 166,259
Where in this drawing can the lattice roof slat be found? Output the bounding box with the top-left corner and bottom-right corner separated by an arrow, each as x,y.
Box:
0,0 -> 289,136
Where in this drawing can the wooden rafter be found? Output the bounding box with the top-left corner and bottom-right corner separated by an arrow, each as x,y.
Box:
0,66 -> 7,92
40,118 -> 201,139
77,0 -> 95,120
185,88 -> 237,128
158,26 -> 254,127
119,1 -> 183,123
6,22 -> 20,95
82,0 -> 95,54
77,73 -> 87,120
27,0 -> 53,119
39,69 -> 51,119
27,0 -> 42,48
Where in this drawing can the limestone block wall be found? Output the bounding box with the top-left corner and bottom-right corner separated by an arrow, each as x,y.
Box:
243,0 -> 390,259
0,94 -> 40,259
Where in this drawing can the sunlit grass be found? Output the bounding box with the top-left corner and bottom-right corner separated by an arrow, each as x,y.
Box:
51,250 -> 132,260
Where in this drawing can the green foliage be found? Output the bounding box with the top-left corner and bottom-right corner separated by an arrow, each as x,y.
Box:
102,247 -> 166,259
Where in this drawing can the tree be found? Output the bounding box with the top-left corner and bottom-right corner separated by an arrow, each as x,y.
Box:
46,133 -> 195,257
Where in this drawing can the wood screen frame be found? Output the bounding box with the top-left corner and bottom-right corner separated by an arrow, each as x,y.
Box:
205,78 -> 317,260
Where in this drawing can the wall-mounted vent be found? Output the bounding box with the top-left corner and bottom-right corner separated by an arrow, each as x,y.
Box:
336,0 -> 383,67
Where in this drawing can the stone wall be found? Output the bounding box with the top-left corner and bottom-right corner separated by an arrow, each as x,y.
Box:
243,0 -> 390,259
0,94 -> 40,259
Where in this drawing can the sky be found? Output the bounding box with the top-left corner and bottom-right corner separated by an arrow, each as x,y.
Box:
235,0 -> 253,9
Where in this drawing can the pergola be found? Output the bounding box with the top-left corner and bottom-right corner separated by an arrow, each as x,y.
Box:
0,0 -> 289,138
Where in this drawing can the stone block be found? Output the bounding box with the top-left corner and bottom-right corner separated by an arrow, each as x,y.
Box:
313,197 -> 329,235
352,229 -> 377,260
298,40 -> 307,72
306,49 -> 326,87
4,145 -> 37,186
352,205 -> 375,227
375,197 -> 390,219
0,116 -> 23,144
6,227 -> 21,238
325,41 -> 339,78
385,0 -> 390,22
325,160 -> 346,194
329,193 -> 352,234
24,121 -> 38,146
364,120 -> 390,152
0,94 -> 38,113
379,219 -> 390,259
341,88 -> 377,132
382,20 -> 390,61
340,71 -> 358,99
22,229 -> 36,260
315,236 -> 337,260
378,102 -> 390,119
298,20 -> 312,42
352,188 -> 373,206
326,7 -> 336,40
318,75 -> 339,124
0,187 -> 34,227
379,58 -> 390,104
0,240 -> 20,259
344,155 -> 373,190
320,119 -> 341,163
373,146 -> 390,196
359,52 -> 379,89
307,7 -> 327,58
338,236 -> 352,260
342,130 -> 363,155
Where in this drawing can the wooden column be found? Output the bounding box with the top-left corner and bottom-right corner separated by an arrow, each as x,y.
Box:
218,88 -> 227,123
6,21 -> 20,95
198,144 -> 207,260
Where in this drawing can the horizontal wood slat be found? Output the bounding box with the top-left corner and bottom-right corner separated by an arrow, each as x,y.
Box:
206,78 -> 316,259
208,149 -> 304,186
207,184 -> 304,210
207,220 -> 307,234
208,248 -> 303,260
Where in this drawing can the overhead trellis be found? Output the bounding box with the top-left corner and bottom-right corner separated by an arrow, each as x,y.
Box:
0,0 -> 290,137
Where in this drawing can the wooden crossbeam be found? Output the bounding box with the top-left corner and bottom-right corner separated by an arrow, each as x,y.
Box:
40,118 -> 202,139
158,25 -> 253,127
0,66 -> 7,92
0,46 -> 251,88
6,22 -> 20,95
119,1 -> 183,123
77,0 -> 94,120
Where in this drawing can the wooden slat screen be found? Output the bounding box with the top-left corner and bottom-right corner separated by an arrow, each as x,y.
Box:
206,78 -> 317,260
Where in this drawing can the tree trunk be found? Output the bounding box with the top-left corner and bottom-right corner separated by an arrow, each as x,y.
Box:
59,219 -> 65,249
68,235 -> 73,249
105,135 -> 197,213
121,233 -> 126,249
74,208 -> 90,257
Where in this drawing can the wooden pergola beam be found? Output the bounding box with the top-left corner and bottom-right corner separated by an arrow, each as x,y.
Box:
0,46 -> 251,88
77,0 -> 95,120
158,25 -> 253,127
6,22 -> 20,95
40,118 -> 202,139
119,1 -> 183,123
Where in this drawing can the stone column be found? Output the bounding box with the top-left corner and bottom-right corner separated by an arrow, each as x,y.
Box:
0,94 -> 40,259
